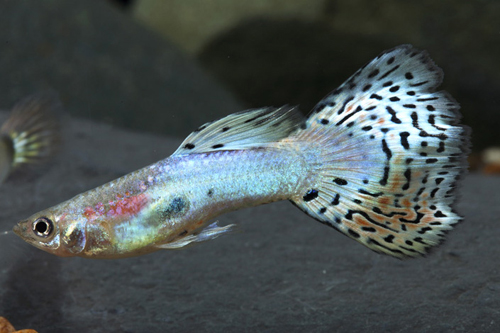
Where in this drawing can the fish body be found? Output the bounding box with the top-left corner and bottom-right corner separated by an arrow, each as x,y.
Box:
19,144 -> 309,258
0,93 -> 60,183
14,45 -> 470,259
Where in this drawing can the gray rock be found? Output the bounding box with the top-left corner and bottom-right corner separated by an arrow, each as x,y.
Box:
0,0 -> 242,138
0,114 -> 498,332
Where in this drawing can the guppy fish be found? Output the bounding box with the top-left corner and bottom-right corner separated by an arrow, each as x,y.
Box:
13,45 -> 469,259
0,93 -> 60,183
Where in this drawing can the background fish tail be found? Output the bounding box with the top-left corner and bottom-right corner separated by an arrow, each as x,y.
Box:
0,92 -> 61,169
290,45 -> 470,258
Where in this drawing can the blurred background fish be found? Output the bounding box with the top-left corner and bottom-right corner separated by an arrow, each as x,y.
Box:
0,93 -> 61,183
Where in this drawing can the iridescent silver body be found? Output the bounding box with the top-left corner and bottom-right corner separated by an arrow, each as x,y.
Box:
15,141 -> 314,258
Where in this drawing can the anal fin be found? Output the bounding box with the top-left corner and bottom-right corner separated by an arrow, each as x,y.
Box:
156,222 -> 234,249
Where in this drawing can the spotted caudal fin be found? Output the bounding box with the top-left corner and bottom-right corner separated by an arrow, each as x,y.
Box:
290,45 -> 469,258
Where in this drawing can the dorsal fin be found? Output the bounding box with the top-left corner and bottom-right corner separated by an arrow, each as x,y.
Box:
173,106 -> 303,155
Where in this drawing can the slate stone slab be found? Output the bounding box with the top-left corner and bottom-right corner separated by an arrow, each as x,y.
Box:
0,115 -> 498,333
0,0 -> 242,138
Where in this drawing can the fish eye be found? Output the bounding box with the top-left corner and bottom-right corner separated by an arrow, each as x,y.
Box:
32,217 -> 53,238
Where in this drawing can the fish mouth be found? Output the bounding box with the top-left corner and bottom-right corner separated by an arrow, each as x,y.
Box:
12,222 -> 22,237
12,220 -> 30,241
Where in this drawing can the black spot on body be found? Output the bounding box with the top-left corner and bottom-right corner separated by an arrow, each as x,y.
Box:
362,84 -> 372,92
333,178 -> 348,186
319,207 -> 327,214
314,103 -> 327,113
348,229 -> 360,238
400,132 -> 410,149
381,139 -> 392,160
402,168 -> 412,190
389,96 -> 400,102
362,227 -> 376,232
418,227 -> 432,234
405,72 -> 414,80
244,111 -> 267,123
379,64 -> 400,80
162,197 -> 189,220
370,93 -> 383,100
389,86 -> 400,92
222,127 -> 230,132
346,210 -> 398,231
414,237 -> 426,244
212,144 -> 224,149
337,96 -> 354,115
410,80 -> 428,87
384,235 -> 395,243
207,189 -> 214,197
386,106 -> 402,124
336,105 -> 363,126
320,119 -> 329,125
359,189 -> 383,197
379,166 -> 390,186
400,206 -> 425,224
331,194 -> 340,205
303,189 -> 319,202
368,69 -> 380,78
434,210 -> 447,217
184,143 -> 195,150
437,142 -> 445,153
417,97 -> 439,102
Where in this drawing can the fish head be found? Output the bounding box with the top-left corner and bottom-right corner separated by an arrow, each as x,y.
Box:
13,207 -> 87,257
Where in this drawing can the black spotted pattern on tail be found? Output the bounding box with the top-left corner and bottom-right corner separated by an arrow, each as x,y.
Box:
290,45 -> 469,258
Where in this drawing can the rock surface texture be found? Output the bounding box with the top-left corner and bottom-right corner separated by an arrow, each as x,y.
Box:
0,114 -> 498,333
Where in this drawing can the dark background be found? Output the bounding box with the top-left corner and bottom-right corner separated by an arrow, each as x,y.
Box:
1,0 -> 499,152
0,1 -> 498,332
